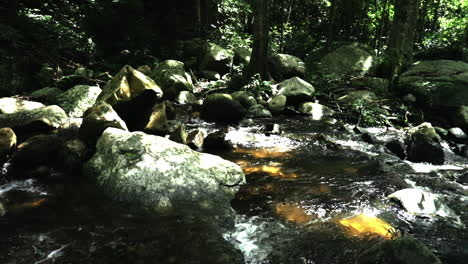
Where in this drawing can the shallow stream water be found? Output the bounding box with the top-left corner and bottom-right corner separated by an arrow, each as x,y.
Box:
1,116 -> 467,263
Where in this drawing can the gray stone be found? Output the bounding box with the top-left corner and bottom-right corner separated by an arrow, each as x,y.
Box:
248,104 -> 272,118
269,53 -> 305,81
150,60 -> 194,99
298,102 -> 335,120
176,91 -> 198,105
0,105 -> 68,131
84,128 -> 245,219
200,43 -> 234,75
277,77 -> 315,105
407,123 -> 444,165
448,127 -> 467,140
29,87 -> 64,105
56,85 -> 102,117
187,130 -> 205,150
231,91 -> 258,109
0,97 -> 44,114
268,95 -> 287,114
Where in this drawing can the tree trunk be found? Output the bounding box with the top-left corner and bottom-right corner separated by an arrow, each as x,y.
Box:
247,0 -> 269,80
386,0 -> 420,82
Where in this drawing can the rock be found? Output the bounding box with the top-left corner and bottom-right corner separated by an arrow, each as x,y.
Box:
0,200 -> 5,216
454,144 -> 468,158
0,105 -> 68,133
187,130 -> 205,150
0,97 -> 45,114
56,74 -> 93,90
362,133 -> 379,144
36,65 -> 57,87
298,102 -> 335,120
79,102 -> 128,145
56,85 -> 102,118
399,60 -> 468,107
248,104 -> 272,118
268,95 -> 287,114
269,54 -> 305,81
144,102 -> 168,135
350,77 -> 389,95
74,66 -> 93,79
407,123 -> 444,164
452,106 -> 468,131
318,43 -> 377,79
176,91 -> 198,105
57,139 -> 88,175
204,131 -> 233,151
136,65 -> 152,75
231,91 -> 257,109
202,93 -> 246,124
357,237 -> 442,264
403,93 -> 417,103
200,43 -> 234,75
388,188 -> 457,219
434,126 -> 449,138
8,134 -> 63,177
233,47 -> 251,65
337,90 -> 377,104
96,65 -> 163,131
169,123 -> 187,144
150,60 -> 194,99
84,128 -> 245,220
448,127 -> 467,141
385,139 -> 406,160
277,77 -> 315,105
200,70 -> 221,81
0,128 -> 16,160
29,87 -> 64,105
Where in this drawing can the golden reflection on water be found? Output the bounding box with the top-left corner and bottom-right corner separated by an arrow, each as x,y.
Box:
234,147 -> 293,159
243,165 -> 298,179
275,203 -> 313,224
338,214 -> 397,240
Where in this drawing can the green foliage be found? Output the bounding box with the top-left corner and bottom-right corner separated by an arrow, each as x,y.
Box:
212,0 -> 252,49
350,99 -> 389,127
241,74 -> 272,95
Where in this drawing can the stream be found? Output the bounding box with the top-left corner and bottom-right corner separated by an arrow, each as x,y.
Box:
1,116 -> 467,264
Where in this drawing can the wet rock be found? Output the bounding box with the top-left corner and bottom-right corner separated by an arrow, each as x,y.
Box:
454,144 -> 468,158
95,65 -> 163,131
248,104 -> 272,118
457,172 -> 468,185
169,123 -> 187,144
298,102 -> 335,120
231,91 -> 257,109
350,77 -> 389,95
385,139 -> 407,160
358,237 -> 442,264
202,93 -> 246,124
318,43 -> 377,79
187,130 -> 205,150
434,126 -> 449,138
0,127 -> 16,160
57,139 -> 88,175
56,85 -> 102,118
176,91 -> 198,105
144,102 -> 168,135
84,128 -> 245,220
29,87 -> 64,105
452,105 -> 468,131
0,105 -> 68,134
0,97 -> 45,114
79,102 -> 128,145
337,90 -> 377,104
0,200 -> 5,216
269,53 -> 305,81
200,43 -> 234,75
277,77 -> 315,105
268,95 -> 287,114
388,188 -> 457,219
407,123 -> 444,164
448,127 -> 467,141
264,123 -> 281,135
150,60 -> 194,100
204,130 -> 233,151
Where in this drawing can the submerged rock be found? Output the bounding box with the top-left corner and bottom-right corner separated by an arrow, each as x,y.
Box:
187,130 -> 205,150
269,53 -> 305,81
84,128 -> 245,220
358,237 -> 442,264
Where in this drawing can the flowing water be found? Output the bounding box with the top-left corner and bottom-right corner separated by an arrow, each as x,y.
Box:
0,116 -> 467,263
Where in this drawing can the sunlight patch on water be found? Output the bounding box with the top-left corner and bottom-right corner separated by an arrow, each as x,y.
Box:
338,214 -> 397,240
243,165 -> 298,179
275,203 -> 314,224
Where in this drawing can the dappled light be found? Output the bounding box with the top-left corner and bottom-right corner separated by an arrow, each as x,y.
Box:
338,214 -> 397,240
275,203 -> 313,225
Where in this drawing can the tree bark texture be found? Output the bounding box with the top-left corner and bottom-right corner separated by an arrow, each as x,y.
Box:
248,0 -> 269,80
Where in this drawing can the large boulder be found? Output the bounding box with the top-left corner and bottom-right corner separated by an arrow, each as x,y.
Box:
0,97 -> 44,114
56,85 -> 102,118
399,60 -> 468,107
268,95 -> 287,114
200,43 -> 234,75
84,128 -> 245,220
269,54 -> 305,81
29,87 -> 64,105
358,237 -> 441,264
95,65 -> 163,131
0,105 -> 68,133
277,77 -> 315,105
202,93 -> 247,124
150,60 -> 194,100
231,91 -> 257,109
318,43 -> 377,79
406,123 -> 444,164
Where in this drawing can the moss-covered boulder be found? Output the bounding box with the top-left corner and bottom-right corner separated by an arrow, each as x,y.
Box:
150,60 -> 194,100
318,43 -> 377,79
277,77 -> 315,105
268,95 -> 287,114
233,47 -> 251,65
29,87 -> 64,105
231,91 -> 258,109
269,54 -> 306,81
406,123 -> 444,164
248,104 -> 272,118
202,93 -> 246,124
0,105 -> 68,133
84,127 -> 245,219
200,43 -> 234,75
56,85 -> 102,118
399,60 -> 468,107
